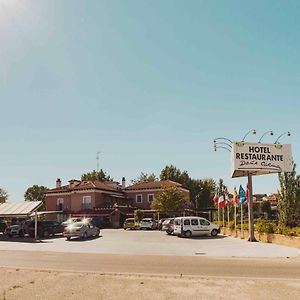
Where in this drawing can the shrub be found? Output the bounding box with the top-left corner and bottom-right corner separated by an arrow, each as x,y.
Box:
228,220 -> 235,230
255,219 -> 275,234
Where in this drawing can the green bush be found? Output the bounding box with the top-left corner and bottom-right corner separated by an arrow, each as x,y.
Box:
274,225 -> 300,237
236,222 -> 248,230
255,219 -> 275,234
228,220 -> 235,230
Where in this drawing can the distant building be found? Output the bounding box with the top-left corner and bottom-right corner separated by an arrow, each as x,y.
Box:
124,180 -> 190,210
45,178 -> 190,227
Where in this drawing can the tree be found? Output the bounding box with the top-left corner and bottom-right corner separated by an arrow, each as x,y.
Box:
259,201 -> 272,219
81,169 -> 113,182
131,172 -> 158,184
191,178 -> 216,209
160,165 -> 182,182
0,188 -> 8,202
278,163 -> 300,226
160,164 -> 216,209
151,186 -> 185,215
134,209 -> 144,222
24,185 -> 49,209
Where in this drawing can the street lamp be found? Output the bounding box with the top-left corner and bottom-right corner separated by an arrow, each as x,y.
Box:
258,130 -> 273,143
274,131 -> 291,144
241,129 -> 256,142
214,141 -> 232,153
214,145 -> 231,152
214,137 -> 233,144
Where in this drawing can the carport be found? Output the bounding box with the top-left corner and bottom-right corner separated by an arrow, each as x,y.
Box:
0,201 -> 42,239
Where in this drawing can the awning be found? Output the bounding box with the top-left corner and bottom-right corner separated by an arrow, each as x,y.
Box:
0,201 -> 42,218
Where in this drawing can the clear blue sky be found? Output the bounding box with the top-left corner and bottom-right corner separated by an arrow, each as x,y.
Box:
1,0 -> 299,201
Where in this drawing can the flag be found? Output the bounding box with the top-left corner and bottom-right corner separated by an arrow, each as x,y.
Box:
218,195 -> 225,208
233,186 -> 239,205
225,188 -> 230,207
213,194 -> 219,206
238,185 -> 247,204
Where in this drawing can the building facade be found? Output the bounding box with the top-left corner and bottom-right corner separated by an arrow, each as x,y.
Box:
45,178 -> 190,227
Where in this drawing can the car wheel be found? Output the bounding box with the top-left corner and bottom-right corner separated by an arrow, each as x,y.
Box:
19,230 -> 24,237
184,230 -> 192,238
83,232 -> 88,239
211,229 -> 218,237
43,230 -> 49,238
66,237 -> 71,241
95,231 -> 100,237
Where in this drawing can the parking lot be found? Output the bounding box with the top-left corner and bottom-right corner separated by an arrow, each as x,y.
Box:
0,229 -> 299,258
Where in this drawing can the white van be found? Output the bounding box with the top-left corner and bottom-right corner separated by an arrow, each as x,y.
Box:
173,216 -> 219,238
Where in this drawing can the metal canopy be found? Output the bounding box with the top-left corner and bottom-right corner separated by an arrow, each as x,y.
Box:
0,201 -> 42,218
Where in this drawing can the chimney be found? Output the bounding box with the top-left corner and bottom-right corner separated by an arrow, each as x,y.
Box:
56,178 -> 62,188
122,177 -> 126,189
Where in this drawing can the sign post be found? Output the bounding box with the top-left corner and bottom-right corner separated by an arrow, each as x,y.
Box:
232,142 -> 293,242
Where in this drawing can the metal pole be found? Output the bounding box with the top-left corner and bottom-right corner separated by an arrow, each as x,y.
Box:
217,203 -> 220,225
34,210 -> 38,240
247,173 -> 256,242
234,204 -> 237,237
227,205 -> 230,228
241,204 -> 243,238
222,207 -> 225,228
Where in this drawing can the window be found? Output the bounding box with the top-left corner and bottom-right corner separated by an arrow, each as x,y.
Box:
191,219 -> 199,226
174,219 -> 181,226
82,196 -> 92,209
57,198 -> 64,210
136,195 -> 142,203
148,194 -> 154,203
184,219 -> 190,225
200,219 -> 210,226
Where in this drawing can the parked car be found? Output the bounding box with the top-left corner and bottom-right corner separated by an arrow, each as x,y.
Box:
64,221 -> 100,240
61,218 -> 82,228
123,218 -> 139,230
162,218 -> 175,235
28,220 -> 64,238
0,219 -> 7,234
173,216 -> 219,238
5,224 -> 25,237
139,218 -> 158,230
157,218 -> 166,230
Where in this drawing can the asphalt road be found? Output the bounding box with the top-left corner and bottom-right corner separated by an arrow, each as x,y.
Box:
0,250 -> 300,280
0,229 -> 300,280
0,229 -> 299,258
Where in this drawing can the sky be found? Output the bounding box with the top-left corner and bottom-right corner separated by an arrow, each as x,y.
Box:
0,0 -> 300,202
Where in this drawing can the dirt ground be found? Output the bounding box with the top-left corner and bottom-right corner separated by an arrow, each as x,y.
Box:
0,268 -> 299,300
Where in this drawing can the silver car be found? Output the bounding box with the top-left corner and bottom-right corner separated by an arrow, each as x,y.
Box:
139,218 -> 158,230
64,221 -> 100,240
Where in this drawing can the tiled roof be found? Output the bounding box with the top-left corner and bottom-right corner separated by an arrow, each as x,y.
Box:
46,180 -> 123,194
125,180 -> 187,191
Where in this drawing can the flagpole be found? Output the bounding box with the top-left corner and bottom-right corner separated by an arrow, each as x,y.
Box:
218,203 -> 220,226
234,204 -> 237,237
241,203 -> 244,239
222,207 -> 225,228
227,204 -> 230,228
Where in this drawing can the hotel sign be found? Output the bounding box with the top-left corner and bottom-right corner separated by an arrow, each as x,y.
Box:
231,142 -> 293,178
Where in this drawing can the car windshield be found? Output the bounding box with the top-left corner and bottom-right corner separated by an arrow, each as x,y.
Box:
126,219 -> 134,223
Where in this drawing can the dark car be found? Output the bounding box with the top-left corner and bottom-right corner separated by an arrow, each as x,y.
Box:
0,219 -> 7,234
28,220 -> 64,238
